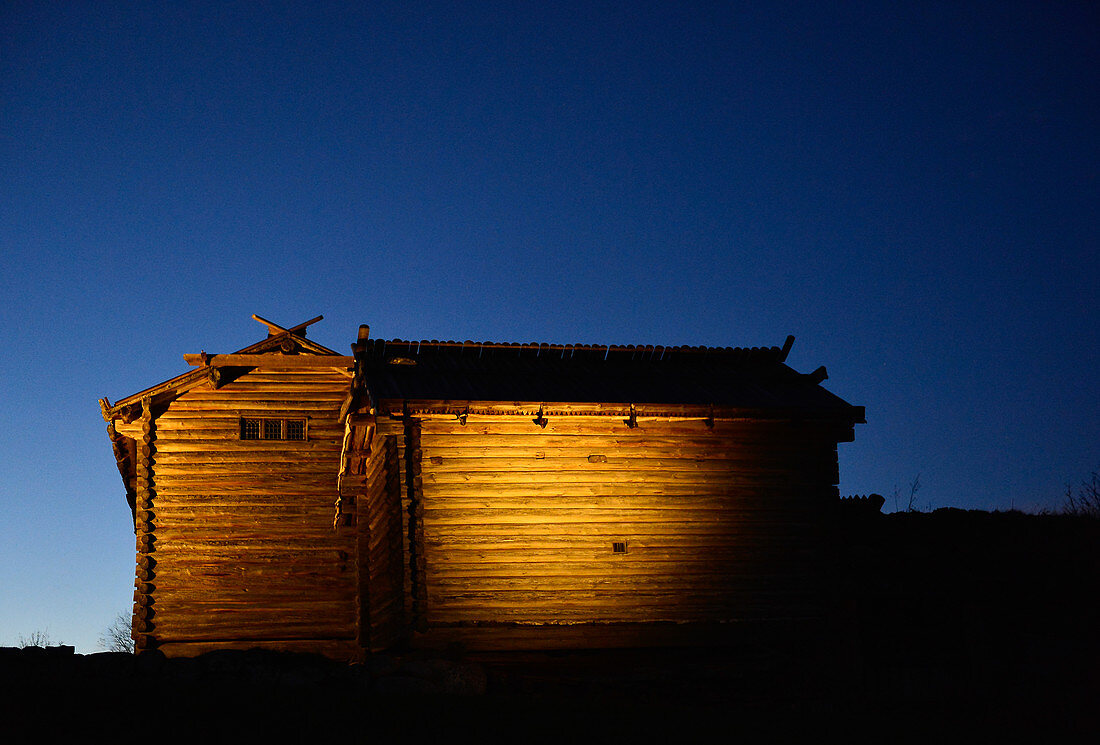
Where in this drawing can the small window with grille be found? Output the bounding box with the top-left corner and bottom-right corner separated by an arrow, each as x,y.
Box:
285,420 -> 306,440
241,418 -> 261,440
240,418 -> 307,441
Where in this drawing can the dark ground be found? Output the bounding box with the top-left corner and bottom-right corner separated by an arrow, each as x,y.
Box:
2,510 -> 1097,742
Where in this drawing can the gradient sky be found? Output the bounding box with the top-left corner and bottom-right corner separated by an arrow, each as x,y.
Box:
2,1 -> 1097,652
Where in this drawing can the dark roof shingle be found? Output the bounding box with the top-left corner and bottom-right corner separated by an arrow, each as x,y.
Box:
359,338 -> 862,420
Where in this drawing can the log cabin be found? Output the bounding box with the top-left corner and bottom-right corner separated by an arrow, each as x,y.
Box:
100,315 -> 865,660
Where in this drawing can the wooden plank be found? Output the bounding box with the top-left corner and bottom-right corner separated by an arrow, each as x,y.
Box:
421,467 -> 831,485
419,418 -> 824,436
419,482 -> 816,499
152,440 -> 339,453
155,638 -> 360,660
183,353 -> 354,367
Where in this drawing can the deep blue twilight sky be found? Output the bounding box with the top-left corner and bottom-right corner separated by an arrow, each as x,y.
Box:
1,2 -> 1097,652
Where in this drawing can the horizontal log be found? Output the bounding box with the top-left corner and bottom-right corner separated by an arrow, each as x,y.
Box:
425,607 -> 805,625
396,401 -> 852,423
425,520 -> 816,537
419,418 -> 828,436
427,590 -> 816,611
153,557 -> 352,573
419,446 -> 829,463
165,398 -> 343,411
152,567 -> 352,585
153,494 -> 336,507
154,471 -> 338,484
422,567 -> 809,585
152,621 -> 354,641
151,518 -> 339,534
425,587 -> 805,605
419,506 -> 806,524
169,384 -> 349,396
150,453 -> 344,466
423,603 -> 760,621
420,455 -> 831,474
152,489 -> 337,502
183,353 -> 355,368
425,574 -> 805,592
423,558 -> 808,577
414,492 -> 819,509
151,519 -> 340,535
153,462 -> 339,477
424,531 -> 814,549
152,530 -> 352,545
421,469 -> 830,488
419,427 -> 831,445
420,483 -> 818,500
170,391 -> 346,403
150,589 -> 354,607
149,585 -> 356,603
423,547 -> 811,565
152,548 -> 350,564
415,423 -> 844,444
155,638 -> 360,659
151,488 -> 339,500
152,439 -> 339,453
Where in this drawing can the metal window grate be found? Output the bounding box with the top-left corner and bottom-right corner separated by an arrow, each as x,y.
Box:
240,418 -> 307,441
612,541 -> 628,554
241,418 -> 261,440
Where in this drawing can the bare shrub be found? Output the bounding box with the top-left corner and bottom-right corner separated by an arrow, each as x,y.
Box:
18,630 -> 53,648
1063,471 -> 1100,518
99,611 -> 135,653
892,474 -> 922,512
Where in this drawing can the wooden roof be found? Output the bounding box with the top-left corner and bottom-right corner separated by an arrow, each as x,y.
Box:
100,317 -> 864,426
100,315 -> 351,420
356,335 -> 864,423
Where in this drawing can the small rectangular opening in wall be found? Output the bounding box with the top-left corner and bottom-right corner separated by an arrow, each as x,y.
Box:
241,418 -> 261,440
240,417 -> 308,441
611,541 -> 628,554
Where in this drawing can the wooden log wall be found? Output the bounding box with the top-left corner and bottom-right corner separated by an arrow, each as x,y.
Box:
143,368 -> 358,659
409,416 -> 840,646
373,417 -> 413,627
355,433 -> 405,651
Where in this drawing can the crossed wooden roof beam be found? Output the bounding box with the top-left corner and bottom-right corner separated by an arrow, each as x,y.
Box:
251,313 -> 324,338
181,314 -> 353,369
101,314 -> 353,419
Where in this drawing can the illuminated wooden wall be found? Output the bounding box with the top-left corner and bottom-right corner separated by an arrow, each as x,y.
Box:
376,413 -> 843,650
115,366 -> 359,659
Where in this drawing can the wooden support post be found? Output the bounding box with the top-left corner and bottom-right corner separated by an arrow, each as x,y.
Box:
132,398 -> 157,652
404,416 -> 428,633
